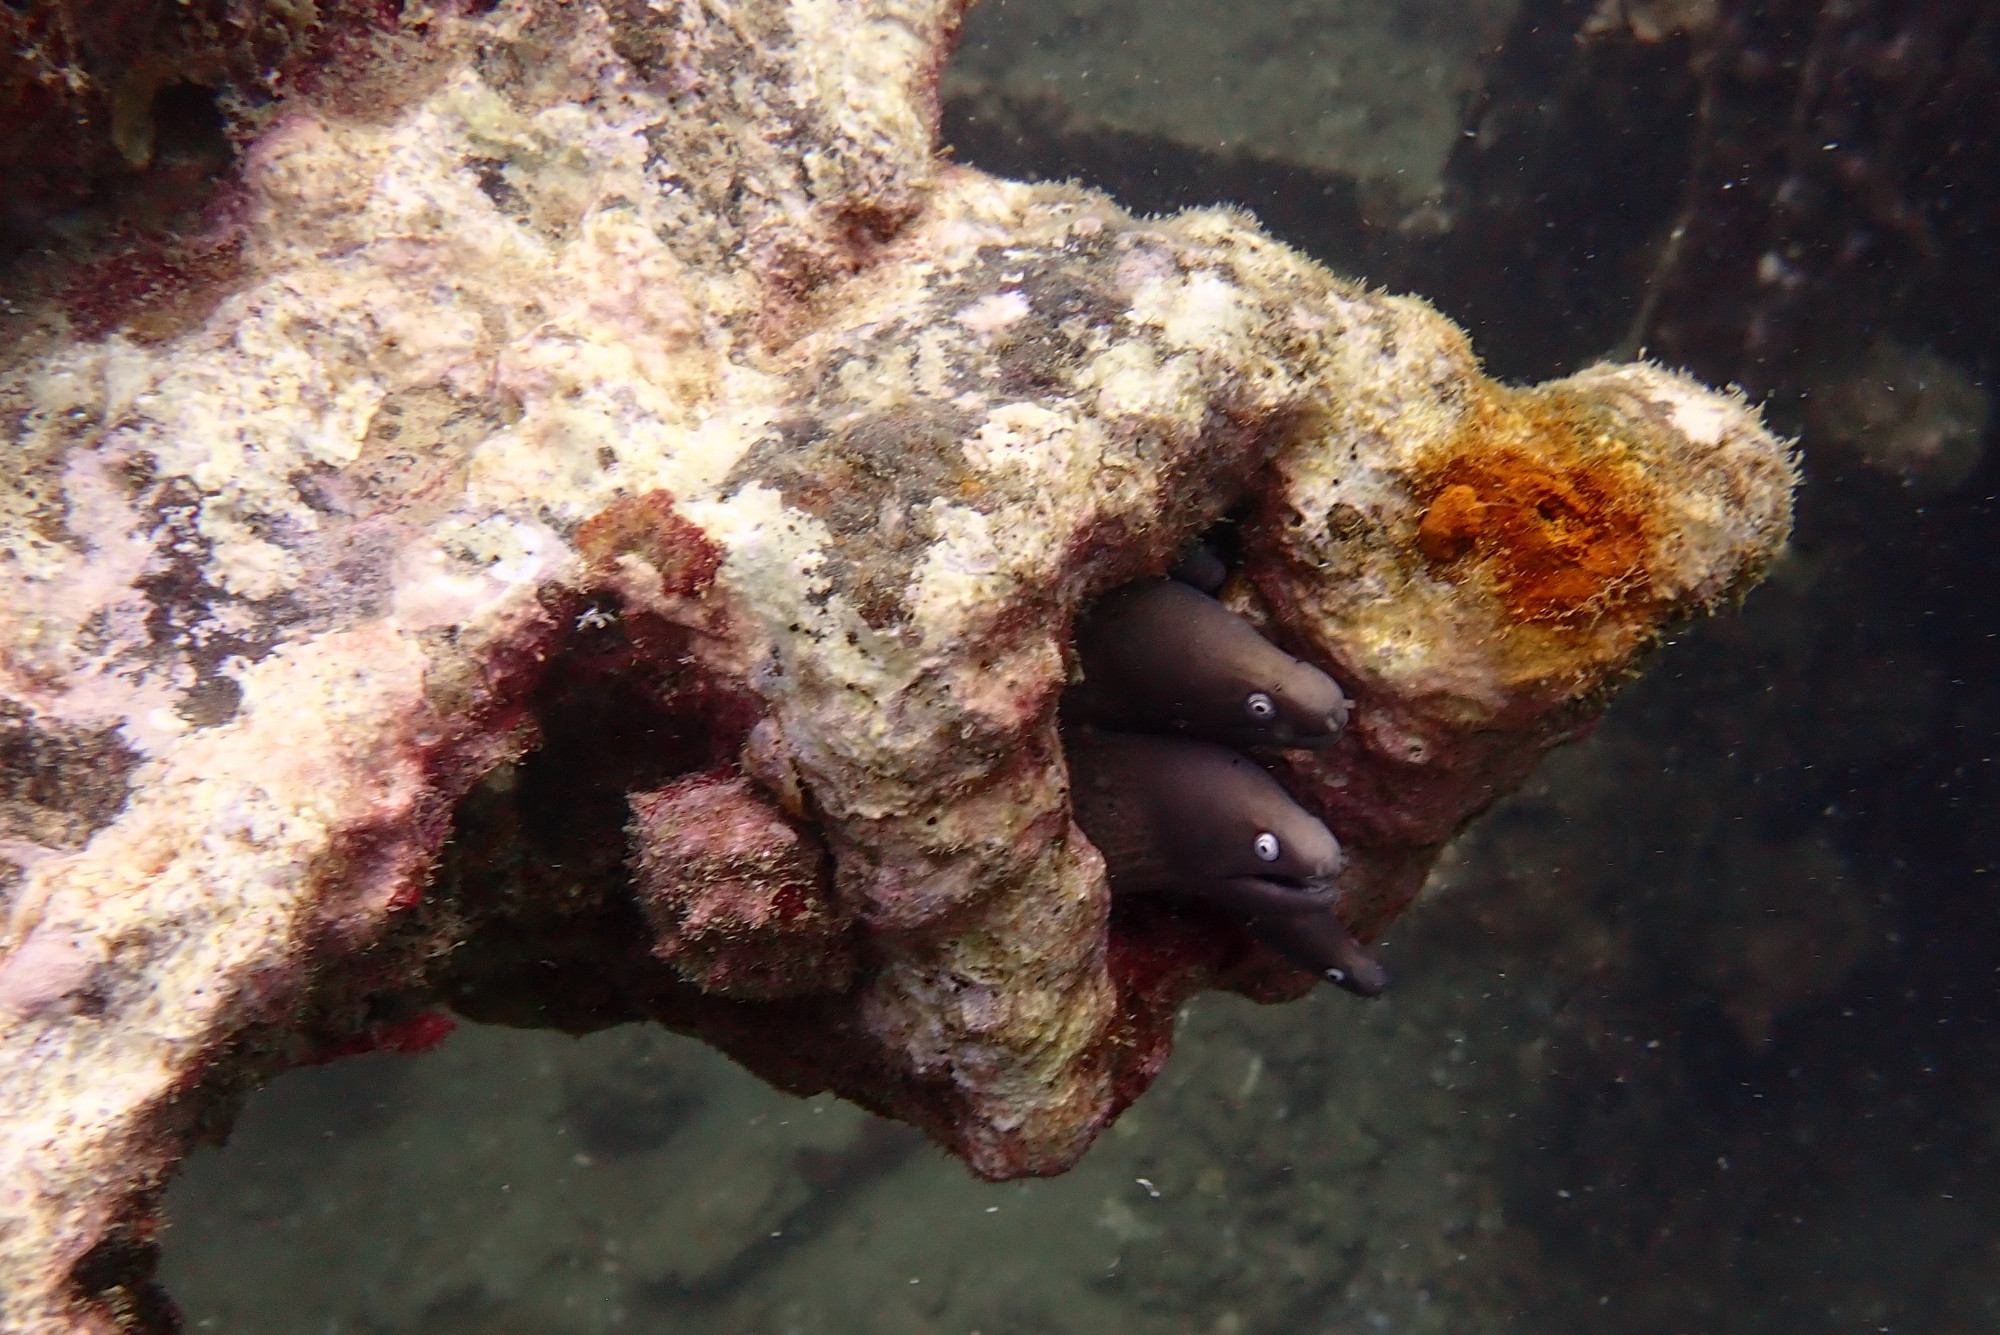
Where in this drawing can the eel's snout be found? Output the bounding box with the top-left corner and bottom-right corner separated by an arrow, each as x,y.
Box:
1244,660 -> 1352,750
1248,907 -> 1390,997
1190,639 -> 1353,752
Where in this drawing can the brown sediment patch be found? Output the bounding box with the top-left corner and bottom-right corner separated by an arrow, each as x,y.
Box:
1415,389 -> 1660,627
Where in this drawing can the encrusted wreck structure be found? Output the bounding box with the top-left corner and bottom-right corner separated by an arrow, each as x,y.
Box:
1414,0 -> 2000,397
0,0 -> 1795,1328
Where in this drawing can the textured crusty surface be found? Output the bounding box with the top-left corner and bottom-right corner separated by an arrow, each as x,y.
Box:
0,0 -> 1794,1328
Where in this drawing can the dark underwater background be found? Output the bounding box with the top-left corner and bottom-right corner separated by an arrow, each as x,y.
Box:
156,0 -> 2000,1330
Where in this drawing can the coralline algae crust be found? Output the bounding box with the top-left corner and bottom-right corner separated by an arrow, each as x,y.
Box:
0,1 -> 1795,1329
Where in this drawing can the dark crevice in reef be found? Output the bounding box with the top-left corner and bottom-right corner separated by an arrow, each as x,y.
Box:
69,1232 -> 181,1335
413,523 -> 1363,1165
417,562 -> 882,1126
429,599 -> 749,1035
0,0 -> 440,344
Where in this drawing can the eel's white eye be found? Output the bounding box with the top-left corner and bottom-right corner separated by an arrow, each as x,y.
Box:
1253,831 -> 1282,862
1245,691 -> 1276,720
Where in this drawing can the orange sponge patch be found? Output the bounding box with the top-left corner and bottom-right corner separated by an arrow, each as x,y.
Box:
1416,399 -> 1658,627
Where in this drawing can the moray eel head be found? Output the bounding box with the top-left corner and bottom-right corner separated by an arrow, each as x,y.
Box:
1208,784 -> 1345,910
1247,908 -> 1389,997
1065,731 -> 1345,914
1235,654 -> 1352,750
1072,579 -> 1351,749
1067,731 -> 1378,991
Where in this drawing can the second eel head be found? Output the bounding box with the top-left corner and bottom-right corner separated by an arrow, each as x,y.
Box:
1070,579 -> 1351,750
1067,731 -> 1387,996
1065,731 -> 1345,916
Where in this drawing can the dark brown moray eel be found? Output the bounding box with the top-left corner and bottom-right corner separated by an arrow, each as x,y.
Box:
1066,732 -> 1387,997
1067,579 -> 1351,750
1246,892 -> 1390,997
1063,574 -> 1386,996
1067,731 -> 1344,914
